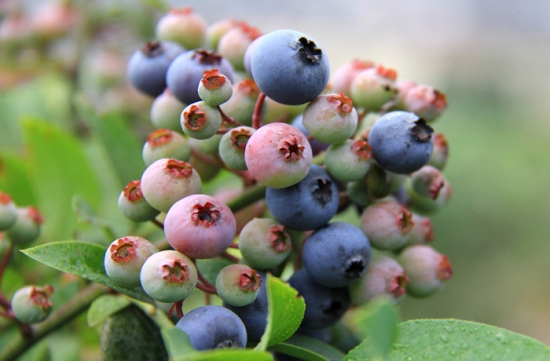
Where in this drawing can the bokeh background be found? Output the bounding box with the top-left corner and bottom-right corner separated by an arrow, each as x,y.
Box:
1,0 -> 550,357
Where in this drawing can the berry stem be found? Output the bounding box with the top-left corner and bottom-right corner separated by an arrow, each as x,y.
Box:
225,184 -> 266,213
221,251 -> 240,263
217,106 -> 243,127
252,92 -> 266,129
150,218 -> 164,230
0,243 -> 13,287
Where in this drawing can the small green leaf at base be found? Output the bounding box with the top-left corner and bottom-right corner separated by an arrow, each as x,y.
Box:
87,295 -> 132,327
344,319 -> 550,361
21,241 -> 153,303
255,274 -> 306,351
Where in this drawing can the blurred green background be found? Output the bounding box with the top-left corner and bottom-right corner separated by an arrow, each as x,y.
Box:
1,0 -> 549,358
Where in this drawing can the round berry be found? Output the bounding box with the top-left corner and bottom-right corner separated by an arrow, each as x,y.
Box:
176,305 -> 247,350
219,79 -> 261,126
118,180 -> 160,223
265,165 -> 339,231
302,222 -> 371,288
368,111 -> 434,174
140,250 -> 198,303
324,139 -> 373,183
150,89 -> 186,132
197,69 -> 233,106
142,128 -> 191,166
330,59 -> 375,96
6,207 -> 43,246
238,218 -> 292,270
427,133 -> 449,171
181,101 -> 222,140
0,192 -> 17,231
140,158 -> 202,213
291,114 -> 329,156
215,264 -> 262,307
164,194 -> 236,259
349,65 -> 397,112
218,126 -> 255,171
250,29 -> 330,105
217,21 -> 261,71
156,8 -> 207,50
11,285 -> 54,324
104,236 -> 158,289
402,84 -> 447,122
245,122 -> 312,188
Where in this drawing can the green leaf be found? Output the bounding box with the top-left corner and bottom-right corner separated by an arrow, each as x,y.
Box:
348,297 -> 399,357
161,327 -> 196,360
344,319 -> 550,361
195,258 -> 233,285
0,151 -> 36,206
172,349 -> 274,361
21,118 -> 102,241
255,274 -> 305,351
87,295 -> 132,327
269,334 -> 345,361
72,195 -> 116,242
21,241 -> 153,303
74,96 -> 144,187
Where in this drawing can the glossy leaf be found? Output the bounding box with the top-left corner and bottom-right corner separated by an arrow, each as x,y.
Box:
269,334 -> 345,361
87,295 -> 132,327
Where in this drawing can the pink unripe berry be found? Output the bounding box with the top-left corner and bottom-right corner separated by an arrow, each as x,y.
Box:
330,59 -> 375,96
156,8 -> 207,49
217,21 -> 262,71
350,65 -> 398,112
403,84 -> 447,122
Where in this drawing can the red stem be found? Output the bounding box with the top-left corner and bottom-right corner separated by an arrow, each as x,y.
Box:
0,243 -> 13,287
252,92 -> 266,129
217,106 -> 243,127
150,218 -> 164,230
221,251 -> 239,263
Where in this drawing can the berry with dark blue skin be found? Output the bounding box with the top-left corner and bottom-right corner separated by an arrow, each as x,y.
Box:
288,269 -> 351,332
127,41 -> 185,97
249,29 -> 330,105
302,222 -> 371,288
176,305 -> 247,350
223,272 -> 267,343
265,164 -> 339,231
166,49 -> 235,104
368,111 -> 434,174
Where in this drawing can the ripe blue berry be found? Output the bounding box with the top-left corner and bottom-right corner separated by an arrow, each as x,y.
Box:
164,194 -> 236,259
139,250 -> 198,303
349,256 -> 409,305
127,41 -> 184,97
288,269 -> 351,331
238,218 -> 292,269
249,29 -> 330,105
118,180 -> 160,223
104,236 -> 158,289
176,305 -> 247,350
245,122 -> 312,188
11,285 -> 54,324
215,264 -> 262,307
265,164 -> 339,231
166,49 -> 235,104
398,245 -> 453,298
302,222 -> 371,288
368,111 -> 434,174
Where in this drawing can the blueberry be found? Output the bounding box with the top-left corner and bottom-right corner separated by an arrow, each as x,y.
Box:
349,65 -> 397,112
197,69 -> 233,106
176,305 -> 247,350
218,126 -> 255,171
181,101 -> 222,140
223,272 -> 268,343
155,8 -> 207,50
217,21 -> 261,71
427,133 -> 449,170
302,222 -> 371,288
142,129 -> 191,166
166,49 -> 235,104
127,41 -> 185,97
6,207 -> 44,246
11,285 -> 54,324
238,218 -> 292,269
150,89 -> 186,133
215,264 -> 262,307
324,139 -> 373,183
118,180 -> 160,223
290,114 -> 329,156
265,165 -> 339,231
287,269 -> 350,332
368,111 -> 434,174
0,192 -> 17,231
330,59 -> 375,96
249,29 -> 330,105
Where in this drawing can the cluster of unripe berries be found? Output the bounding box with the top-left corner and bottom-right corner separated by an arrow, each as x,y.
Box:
108,7 -> 453,352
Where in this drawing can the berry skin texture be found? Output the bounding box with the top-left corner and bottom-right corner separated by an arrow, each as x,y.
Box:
139,250 -> 198,303
350,65 -> 397,112
288,269 -> 351,332
197,69 -> 233,106
142,128 -> 191,166
215,264 -> 262,307
427,133 -> 449,171
398,244 -> 453,298
302,222 -> 371,288
6,207 -> 44,246
402,84 -> 447,122
324,139 -> 373,183
217,21 -> 262,71
11,285 -> 54,324
140,158 -> 202,212
265,164 -> 339,231
104,236 -> 158,289
218,126 -> 255,171
155,8 -> 207,50
176,305 -> 247,350
245,122 -> 312,188
330,59 -> 375,96
0,192 -> 17,231
223,272 -> 267,343
238,218 -> 292,269
368,111 -> 434,174
181,101 -> 222,139
360,199 -> 414,251
166,49 -> 235,105
118,180 -> 160,222
250,29 -> 330,105
164,194 -> 236,259
301,93 -> 358,144
150,89 -> 186,132
127,41 -> 185,97
349,256 -> 409,305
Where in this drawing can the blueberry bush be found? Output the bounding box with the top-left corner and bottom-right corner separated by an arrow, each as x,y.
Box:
1,2 -> 549,361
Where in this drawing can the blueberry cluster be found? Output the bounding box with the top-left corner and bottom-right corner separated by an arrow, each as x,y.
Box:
106,7 -> 454,354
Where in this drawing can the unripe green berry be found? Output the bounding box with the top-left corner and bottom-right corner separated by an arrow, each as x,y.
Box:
104,236 -> 158,288
198,69 -> 233,106
215,264 -> 262,306
118,180 -> 160,222
143,128 -> 191,167
239,218 -> 292,270
218,126 -> 254,170
150,89 -> 186,132
0,192 -> 17,231
181,101 -> 222,140
324,139 -> 373,182
6,207 -> 44,246
11,285 -> 54,324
